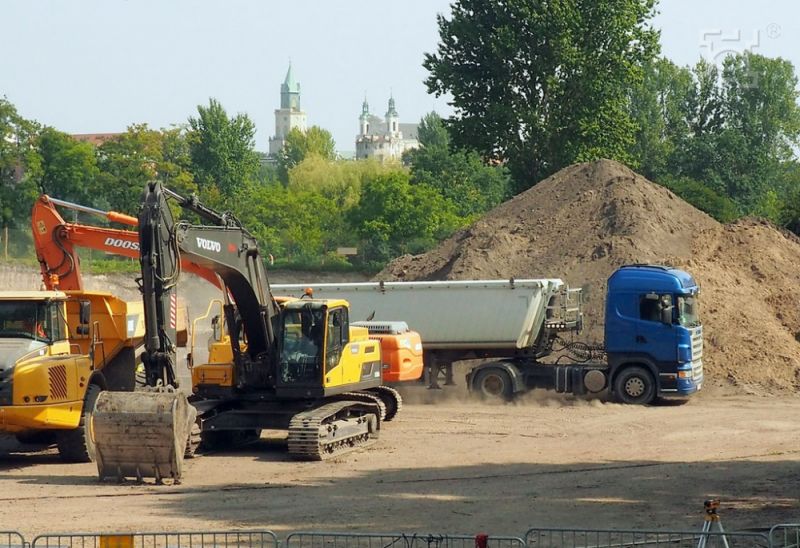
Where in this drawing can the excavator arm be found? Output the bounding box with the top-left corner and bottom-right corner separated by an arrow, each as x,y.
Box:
137,182 -> 280,389
92,181 -> 281,483
32,195 -> 222,290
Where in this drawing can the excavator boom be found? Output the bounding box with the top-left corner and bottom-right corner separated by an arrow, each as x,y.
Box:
32,195 -> 222,290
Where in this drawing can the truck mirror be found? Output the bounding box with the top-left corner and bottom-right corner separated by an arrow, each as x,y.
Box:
79,300 -> 91,325
660,305 -> 673,325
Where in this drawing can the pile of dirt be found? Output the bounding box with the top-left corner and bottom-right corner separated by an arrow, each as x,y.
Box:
380,159 -> 800,393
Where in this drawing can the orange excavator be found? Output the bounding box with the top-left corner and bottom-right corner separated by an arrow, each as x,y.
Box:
32,194 -> 220,290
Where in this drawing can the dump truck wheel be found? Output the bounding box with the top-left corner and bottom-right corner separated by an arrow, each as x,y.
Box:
472,368 -> 514,401
614,366 -> 656,405
56,383 -> 101,463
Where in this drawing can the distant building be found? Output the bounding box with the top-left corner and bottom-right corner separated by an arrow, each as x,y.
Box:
355,96 -> 419,162
72,133 -> 121,146
269,64 -> 307,157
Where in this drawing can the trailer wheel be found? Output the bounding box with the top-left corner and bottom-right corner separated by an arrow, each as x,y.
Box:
56,383 -> 101,463
472,368 -> 514,402
614,366 -> 656,405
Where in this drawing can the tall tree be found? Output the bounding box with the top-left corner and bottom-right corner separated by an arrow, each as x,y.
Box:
424,0 -> 660,191
96,124 -> 197,213
405,112 -> 511,217
35,127 -> 99,205
276,126 -> 336,184
0,98 -> 40,229
187,98 -> 259,197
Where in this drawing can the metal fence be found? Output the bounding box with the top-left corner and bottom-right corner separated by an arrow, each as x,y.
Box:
769,525 -> 800,548
0,531 -> 27,548
525,527 -> 770,548
31,531 -> 279,548
285,532 -> 526,548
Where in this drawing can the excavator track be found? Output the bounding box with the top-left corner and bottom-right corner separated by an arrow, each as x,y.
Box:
335,391 -> 387,421
287,400 -> 380,460
368,386 -> 403,421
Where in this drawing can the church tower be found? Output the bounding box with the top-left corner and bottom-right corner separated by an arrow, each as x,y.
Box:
269,63 -> 307,156
385,95 -> 399,136
359,97 -> 370,135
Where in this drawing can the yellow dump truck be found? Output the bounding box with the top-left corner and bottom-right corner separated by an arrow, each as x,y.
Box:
0,290 -> 145,461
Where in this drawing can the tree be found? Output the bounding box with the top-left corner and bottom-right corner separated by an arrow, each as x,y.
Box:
35,127 -> 99,205
0,98 -> 40,230
405,112 -> 511,217
96,124 -> 197,213
187,98 -> 259,197
424,0 -> 659,191
350,171 -> 464,264
276,126 -> 336,184
628,58 -> 694,180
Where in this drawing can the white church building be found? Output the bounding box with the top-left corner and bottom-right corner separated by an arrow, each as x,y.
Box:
355,96 -> 419,162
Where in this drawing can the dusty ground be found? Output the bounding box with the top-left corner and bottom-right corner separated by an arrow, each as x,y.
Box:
1,386 -> 798,538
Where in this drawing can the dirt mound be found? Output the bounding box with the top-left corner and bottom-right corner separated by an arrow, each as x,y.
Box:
685,218 -> 800,392
380,159 -> 800,392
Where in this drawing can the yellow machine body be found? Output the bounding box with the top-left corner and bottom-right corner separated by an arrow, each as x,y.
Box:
0,290 -> 146,436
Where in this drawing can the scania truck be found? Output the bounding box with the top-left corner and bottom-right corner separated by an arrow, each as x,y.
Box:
274,264 -> 703,404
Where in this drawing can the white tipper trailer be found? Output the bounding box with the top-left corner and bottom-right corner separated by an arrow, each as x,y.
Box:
272,279 -> 592,400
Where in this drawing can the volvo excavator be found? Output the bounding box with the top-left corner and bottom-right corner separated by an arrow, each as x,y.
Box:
90,181 -> 422,483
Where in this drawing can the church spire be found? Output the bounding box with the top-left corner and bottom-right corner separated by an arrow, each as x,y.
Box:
280,63 -> 301,110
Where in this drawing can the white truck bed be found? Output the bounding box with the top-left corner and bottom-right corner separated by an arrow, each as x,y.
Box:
272,279 -> 565,350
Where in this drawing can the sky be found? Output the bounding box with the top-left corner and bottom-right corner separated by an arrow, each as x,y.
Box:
2,0 -> 800,153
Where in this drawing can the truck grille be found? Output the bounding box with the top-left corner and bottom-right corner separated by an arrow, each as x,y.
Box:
691,328 -> 703,360
49,365 -> 68,400
692,360 -> 703,381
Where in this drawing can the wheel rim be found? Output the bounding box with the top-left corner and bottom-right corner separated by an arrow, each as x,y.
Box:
481,374 -> 505,396
624,376 -> 646,398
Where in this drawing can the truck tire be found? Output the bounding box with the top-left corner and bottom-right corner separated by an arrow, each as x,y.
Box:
472,368 -> 514,402
56,383 -> 101,463
613,366 -> 656,405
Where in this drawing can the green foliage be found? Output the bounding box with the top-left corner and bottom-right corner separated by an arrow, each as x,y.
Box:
424,0 -> 660,191
288,155 -> 392,210
405,112 -> 511,217
35,127 -> 99,205
350,170 -> 465,264
658,175 -> 739,223
187,98 -> 259,197
276,126 -> 336,184
95,125 -> 197,214
0,98 -> 40,227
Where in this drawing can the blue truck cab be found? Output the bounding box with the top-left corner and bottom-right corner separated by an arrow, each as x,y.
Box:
604,264 -> 703,404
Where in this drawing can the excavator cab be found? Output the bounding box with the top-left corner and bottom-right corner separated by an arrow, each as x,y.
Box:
279,304 -> 325,385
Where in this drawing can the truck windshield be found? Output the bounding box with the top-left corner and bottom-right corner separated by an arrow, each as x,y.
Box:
677,295 -> 700,327
278,307 -> 324,384
0,301 -> 52,342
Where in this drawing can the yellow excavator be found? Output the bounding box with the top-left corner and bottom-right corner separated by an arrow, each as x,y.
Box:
91,182 -> 422,483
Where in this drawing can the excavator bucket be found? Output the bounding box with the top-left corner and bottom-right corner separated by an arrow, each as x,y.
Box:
91,389 -> 196,483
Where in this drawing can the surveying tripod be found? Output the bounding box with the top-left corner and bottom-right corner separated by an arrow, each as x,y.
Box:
697,499 -> 730,548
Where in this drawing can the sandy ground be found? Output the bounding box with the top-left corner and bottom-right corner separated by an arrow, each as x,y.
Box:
1,385 -> 798,539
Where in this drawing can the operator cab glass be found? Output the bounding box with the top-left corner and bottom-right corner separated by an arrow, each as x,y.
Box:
0,300 -> 66,343
279,305 -> 325,384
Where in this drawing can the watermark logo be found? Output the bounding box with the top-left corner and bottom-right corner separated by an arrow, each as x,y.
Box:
699,25 -> 780,88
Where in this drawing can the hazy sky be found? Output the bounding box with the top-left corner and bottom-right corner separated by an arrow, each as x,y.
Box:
2,1 -> 799,153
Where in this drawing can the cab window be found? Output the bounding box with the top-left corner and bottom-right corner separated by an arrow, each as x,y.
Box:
639,294 -> 672,323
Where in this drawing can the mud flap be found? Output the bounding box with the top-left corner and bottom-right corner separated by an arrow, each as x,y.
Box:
92,388 -> 196,483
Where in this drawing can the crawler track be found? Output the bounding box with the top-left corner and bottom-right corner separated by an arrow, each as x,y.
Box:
368,386 -> 403,421
287,400 -> 380,460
